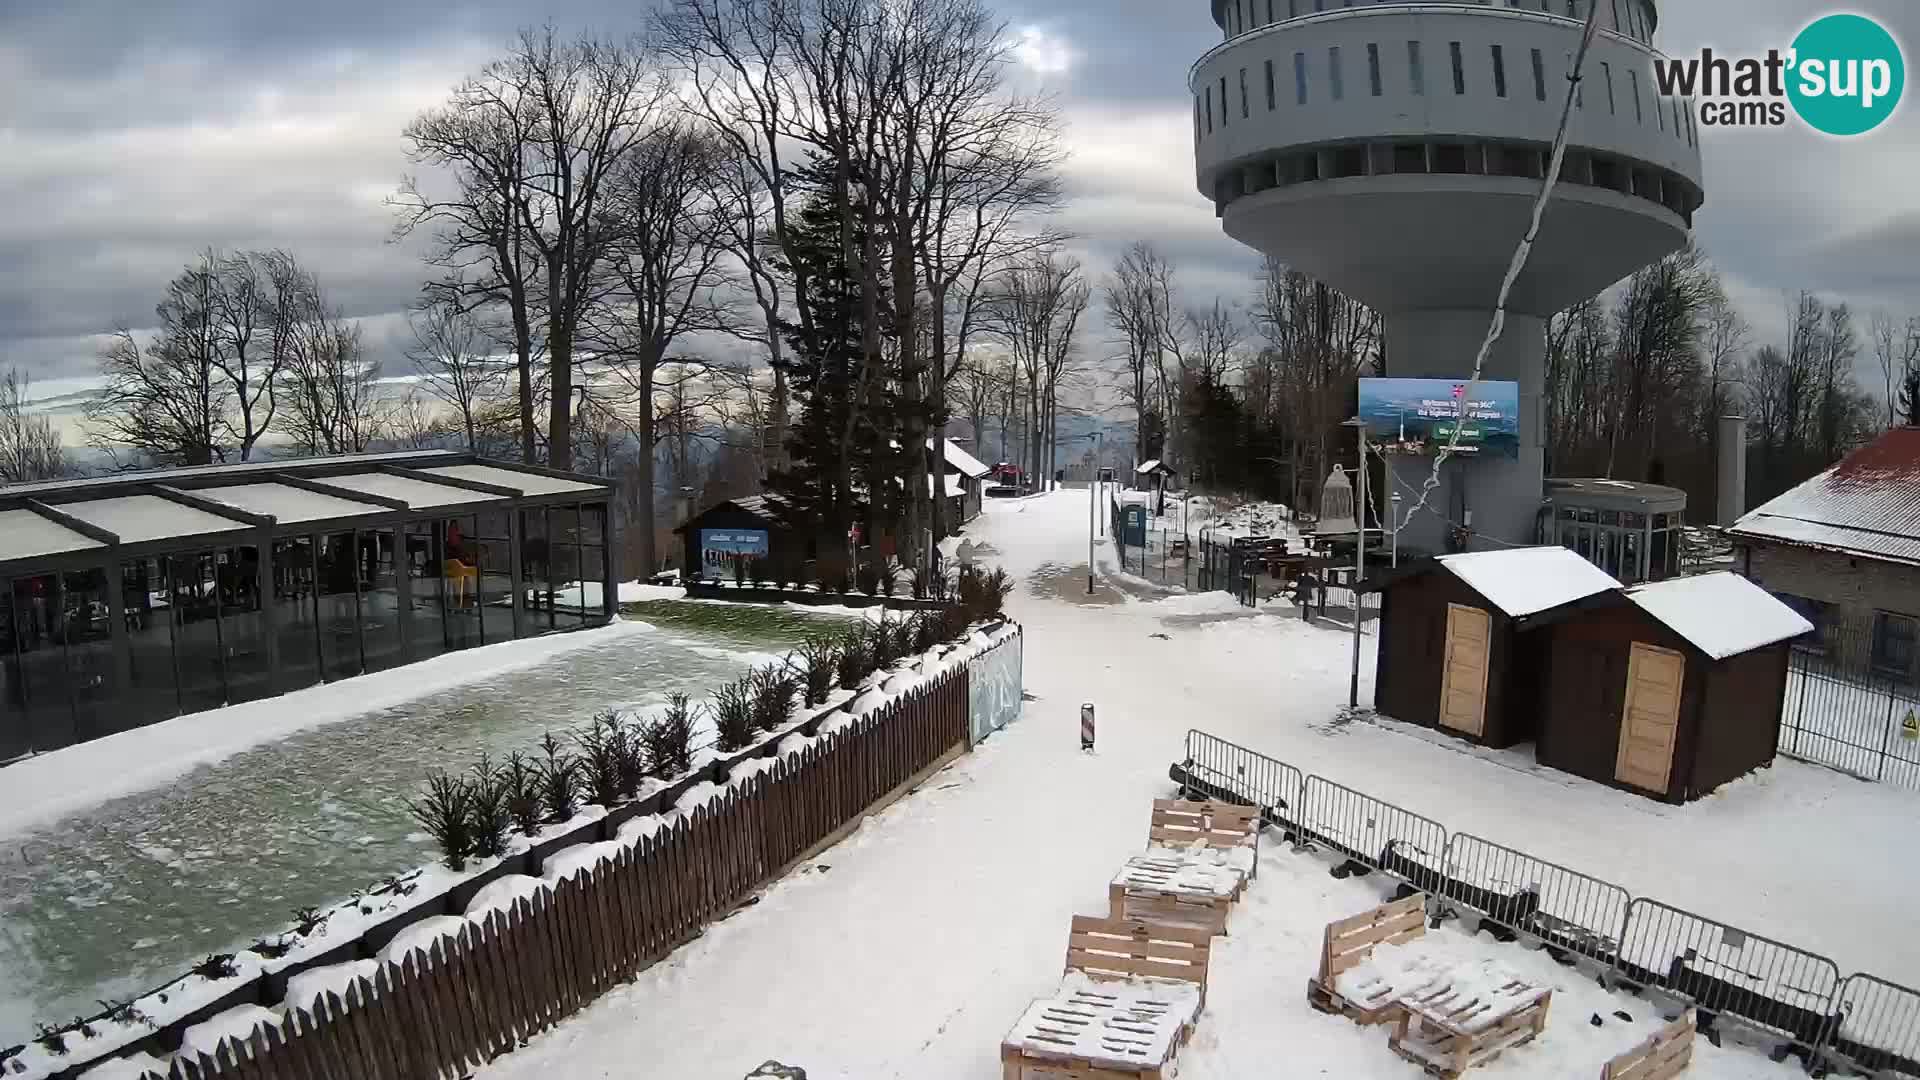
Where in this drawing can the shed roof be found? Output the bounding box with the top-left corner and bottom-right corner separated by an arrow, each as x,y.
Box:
1623,572 -> 1814,660
1729,427 -> 1920,566
940,439 -> 991,479
318,472 -> 506,509
0,450 -> 461,498
1435,546 -> 1622,618
0,509 -> 105,560
418,463 -> 606,496
1135,459 -> 1175,476
58,495 -> 252,544
197,483 -> 390,524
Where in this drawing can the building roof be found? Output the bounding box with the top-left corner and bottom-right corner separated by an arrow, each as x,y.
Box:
1729,427 -> 1920,566
1624,572 -> 1813,660
196,483 -> 390,524
418,463 -> 604,496
315,471 -> 506,509
1135,459 -> 1175,476
1548,477 -> 1688,511
0,450 -> 465,498
1436,546 -> 1623,618
58,495 -> 252,545
0,508 -> 104,560
939,439 -> 992,479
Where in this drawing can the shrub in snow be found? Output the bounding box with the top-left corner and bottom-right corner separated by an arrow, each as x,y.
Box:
980,568 -> 1012,617
835,628 -> 871,689
575,713 -> 632,809
912,612 -> 938,654
499,751 -> 545,837
888,614 -> 917,659
467,754 -> 512,859
410,773 -> 476,871
536,733 -> 580,823
644,694 -> 695,779
733,556 -> 748,587
750,667 -> 797,733
796,636 -> 837,706
191,953 -> 240,981
290,905 -> 330,937
711,679 -> 757,752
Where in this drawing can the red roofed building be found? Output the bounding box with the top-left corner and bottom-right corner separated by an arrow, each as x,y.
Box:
1728,427 -> 1920,681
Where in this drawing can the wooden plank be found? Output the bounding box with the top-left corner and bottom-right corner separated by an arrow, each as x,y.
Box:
1066,930 -> 1218,963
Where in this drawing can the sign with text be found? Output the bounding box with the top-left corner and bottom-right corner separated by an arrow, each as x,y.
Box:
1358,378 -> 1521,459
699,528 -> 770,577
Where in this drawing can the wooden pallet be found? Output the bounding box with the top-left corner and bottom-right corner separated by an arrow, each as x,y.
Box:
1306,892 -> 1427,1026
1387,980 -> 1552,1078
1148,799 -> 1260,857
1601,1009 -> 1696,1080
1108,854 -> 1242,936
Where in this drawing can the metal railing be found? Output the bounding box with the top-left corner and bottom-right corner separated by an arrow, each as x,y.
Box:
1183,728 -> 1915,1076
1781,623 -> 1920,790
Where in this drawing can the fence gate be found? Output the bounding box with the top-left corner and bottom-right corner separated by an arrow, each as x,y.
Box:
1296,774 -> 1449,888
1780,634 -> 1920,791
1441,833 -> 1631,965
1615,897 -> 1842,1065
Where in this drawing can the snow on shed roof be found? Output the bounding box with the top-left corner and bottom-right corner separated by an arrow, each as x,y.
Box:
1435,546 -> 1622,618
1730,427 -> 1920,566
1135,459 -> 1174,475
937,439 -> 991,478
1625,572 -> 1813,660
0,508 -> 104,561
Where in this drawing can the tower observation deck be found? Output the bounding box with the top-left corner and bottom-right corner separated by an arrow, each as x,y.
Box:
1192,0 -> 1703,551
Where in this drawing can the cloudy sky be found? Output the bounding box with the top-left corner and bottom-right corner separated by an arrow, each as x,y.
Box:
3,0 -> 1917,409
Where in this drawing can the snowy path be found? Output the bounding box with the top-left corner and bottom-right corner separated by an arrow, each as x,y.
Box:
469,490 -> 1911,1079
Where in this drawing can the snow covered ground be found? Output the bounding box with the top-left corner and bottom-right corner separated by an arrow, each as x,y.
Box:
462,490 -> 1911,1079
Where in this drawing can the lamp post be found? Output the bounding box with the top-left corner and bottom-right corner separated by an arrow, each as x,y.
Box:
1086,430 -> 1104,595
1391,490 -> 1402,569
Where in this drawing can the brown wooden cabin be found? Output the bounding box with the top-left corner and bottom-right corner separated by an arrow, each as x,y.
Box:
1373,547 -> 1623,749
1533,572 -> 1813,803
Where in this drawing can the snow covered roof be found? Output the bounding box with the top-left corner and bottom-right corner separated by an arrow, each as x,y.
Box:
419,463 -> 607,495
59,494 -> 252,545
319,471 -> 507,509
1135,459 -> 1174,475
938,438 -> 991,479
928,474 -> 966,498
0,508 -> 104,561
1730,427 -> 1920,566
197,483 -> 390,524
1624,572 -> 1814,660
1435,546 -> 1622,618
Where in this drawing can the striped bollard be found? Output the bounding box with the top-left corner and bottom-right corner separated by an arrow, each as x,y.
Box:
1081,703 -> 1095,751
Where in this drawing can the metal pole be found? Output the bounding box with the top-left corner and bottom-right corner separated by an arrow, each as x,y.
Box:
1350,422 -> 1367,709
1087,459 -> 1095,595
1391,491 -> 1401,568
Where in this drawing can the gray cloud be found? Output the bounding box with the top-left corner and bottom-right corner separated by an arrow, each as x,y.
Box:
1,0 -> 1917,397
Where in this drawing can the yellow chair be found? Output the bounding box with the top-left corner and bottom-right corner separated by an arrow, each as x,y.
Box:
443,559 -> 479,607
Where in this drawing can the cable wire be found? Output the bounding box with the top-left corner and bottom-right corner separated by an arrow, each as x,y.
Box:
1394,1 -> 1607,536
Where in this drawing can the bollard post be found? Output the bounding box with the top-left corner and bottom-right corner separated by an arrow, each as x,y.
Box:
1081,703 -> 1096,751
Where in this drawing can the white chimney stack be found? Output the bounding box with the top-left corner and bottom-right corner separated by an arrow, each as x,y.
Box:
1717,416 -> 1747,526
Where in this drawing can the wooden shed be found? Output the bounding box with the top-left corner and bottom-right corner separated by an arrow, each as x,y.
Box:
1374,547 -> 1622,748
1536,572 -> 1813,803
675,495 -> 799,582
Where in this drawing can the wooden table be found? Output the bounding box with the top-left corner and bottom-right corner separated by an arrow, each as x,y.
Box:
1387,975 -> 1552,1078
1108,853 -> 1246,936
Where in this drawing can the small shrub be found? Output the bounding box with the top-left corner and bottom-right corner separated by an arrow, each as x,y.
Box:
796,636 -> 837,705
870,614 -> 897,668
250,935 -> 293,960
955,564 -> 986,619
574,713 -> 629,808
467,753 -> 511,859
191,953 -> 240,981
644,694 -> 696,779
97,998 -> 155,1030
750,559 -> 771,588
893,613 -> 918,657
835,631 -> 868,689
711,679 -> 757,752
499,751 -> 545,837
409,772 -> 475,871
980,568 -> 1013,617
940,601 -> 971,642
855,560 -> 880,595
537,732 -> 580,823
733,556 -> 748,587
912,612 -> 938,653
750,667 -> 797,732
33,1023 -> 66,1055
290,906 -> 330,937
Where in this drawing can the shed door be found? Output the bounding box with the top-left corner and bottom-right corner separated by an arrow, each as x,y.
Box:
1439,603 -> 1492,737
1616,642 -> 1685,793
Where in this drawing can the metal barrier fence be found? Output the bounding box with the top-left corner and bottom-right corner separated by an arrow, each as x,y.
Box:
1827,973 -> 1920,1078
1615,898 -> 1842,1066
1298,774 -> 1450,883
1184,727 -> 1918,1076
1443,833 -> 1631,966
1781,633 -> 1920,790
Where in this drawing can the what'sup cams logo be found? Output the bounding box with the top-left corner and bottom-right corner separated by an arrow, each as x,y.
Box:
1653,13 -> 1905,136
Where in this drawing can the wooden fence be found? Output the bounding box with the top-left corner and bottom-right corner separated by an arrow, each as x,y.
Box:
151,666 -> 971,1080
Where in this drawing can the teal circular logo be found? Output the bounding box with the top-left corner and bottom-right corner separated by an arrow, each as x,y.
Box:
1787,14 -> 1905,136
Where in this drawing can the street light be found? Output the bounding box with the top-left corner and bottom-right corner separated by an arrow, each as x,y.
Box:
1086,430 -> 1104,594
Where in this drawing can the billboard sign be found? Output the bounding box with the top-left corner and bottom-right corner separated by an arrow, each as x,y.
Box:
699,528 -> 770,578
1358,378 -> 1521,459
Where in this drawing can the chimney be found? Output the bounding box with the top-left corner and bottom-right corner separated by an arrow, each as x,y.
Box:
1717,415 -> 1747,526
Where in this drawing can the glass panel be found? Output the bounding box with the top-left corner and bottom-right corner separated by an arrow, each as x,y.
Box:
404,520 -> 447,660
273,537 -> 321,691
361,529 -> 403,673
474,509 -> 512,638
219,546 -> 270,704
581,504 -> 608,619
121,558 -> 180,728
549,505 -> 585,629
317,531 -> 364,680
168,553 -> 227,714
1622,530 -> 1643,584
11,575 -> 70,751
520,508 -> 555,635
442,516 -> 482,651
0,585 -> 25,760
63,568 -> 116,741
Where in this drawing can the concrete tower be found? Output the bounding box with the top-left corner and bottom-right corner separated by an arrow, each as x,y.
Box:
1192,0 -> 1703,551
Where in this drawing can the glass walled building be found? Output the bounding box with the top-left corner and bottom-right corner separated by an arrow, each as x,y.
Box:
0,451 -> 615,761
1544,477 -> 1686,585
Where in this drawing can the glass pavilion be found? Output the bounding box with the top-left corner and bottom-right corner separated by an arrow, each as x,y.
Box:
0,451 -> 614,760
1545,477 -> 1687,586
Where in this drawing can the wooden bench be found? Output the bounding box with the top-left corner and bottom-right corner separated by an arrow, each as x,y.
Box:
1001,916 -> 1214,1080
1601,1009 -> 1696,1080
1307,892 -> 1427,1025
1147,799 -> 1260,873
1388,976 -> 1553,1078
1109,854 -> 1242,936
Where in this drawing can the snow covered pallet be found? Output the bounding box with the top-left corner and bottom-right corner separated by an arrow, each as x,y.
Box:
1307,892 -> 1427,1026
1000,916 -> 1213,1080
1108,853 -> 1243,936
1147,799 -> 1260,858
1600,1009 -> 1695,1080
1386,977 -> 1553,1079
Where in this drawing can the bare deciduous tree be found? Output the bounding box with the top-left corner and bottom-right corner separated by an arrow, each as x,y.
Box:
1,367 -> 65,482
984,250 -> 1088,488
90,262 -> 231,466
408,297 -> 508,452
